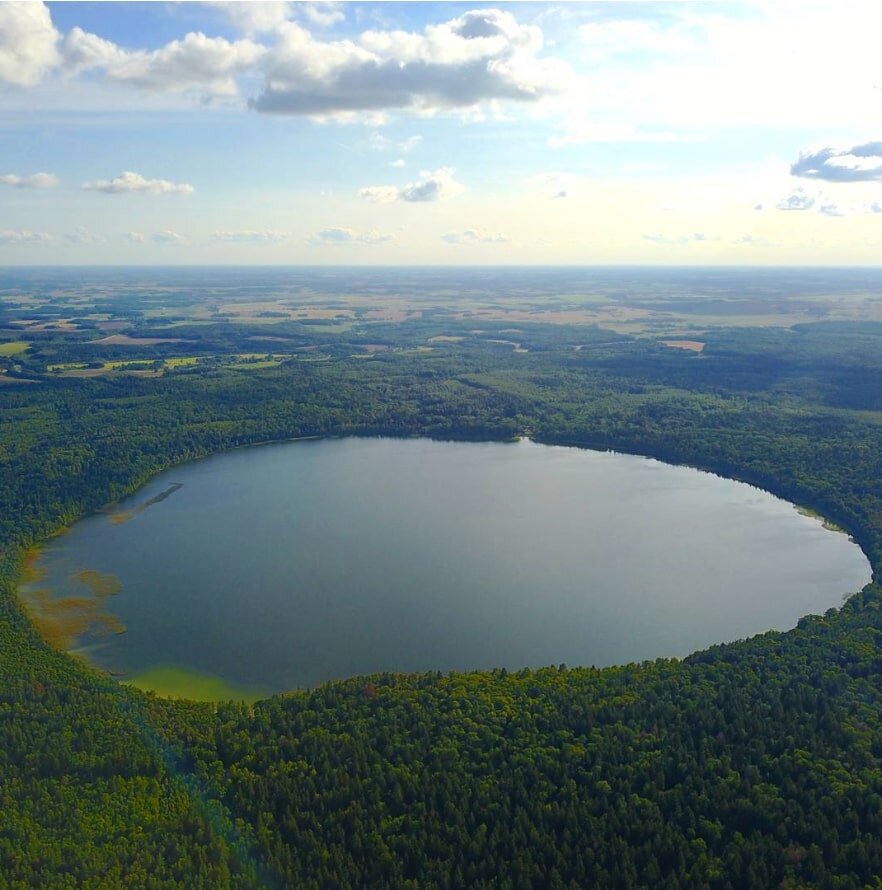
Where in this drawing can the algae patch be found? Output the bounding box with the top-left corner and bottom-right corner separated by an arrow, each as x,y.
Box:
125,665 -> 265,703
104,481 -> 183,525
796,505 -> 846,534
20,547 -> 47,584
18,552 -> 126,652
75,569 -> 122,596
23,588 -> 126,651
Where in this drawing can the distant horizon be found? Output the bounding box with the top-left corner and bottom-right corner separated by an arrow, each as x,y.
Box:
5,263 -> 882,271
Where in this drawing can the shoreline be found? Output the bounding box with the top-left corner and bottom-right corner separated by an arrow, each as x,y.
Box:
15,432 -> 873,701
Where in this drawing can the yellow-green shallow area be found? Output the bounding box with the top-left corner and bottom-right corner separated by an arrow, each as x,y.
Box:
124,664 -> 267,702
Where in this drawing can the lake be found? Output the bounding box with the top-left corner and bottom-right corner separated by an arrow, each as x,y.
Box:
21,437 -> 871,697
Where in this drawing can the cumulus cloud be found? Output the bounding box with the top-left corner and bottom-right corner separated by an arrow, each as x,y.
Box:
776,188 -> 815,211
61,26 -> 125,74
122,231 -> 146,243
818,200 -> 846,217
773,186 -> 882,217
209,1 -> 343,33
791,142 -> 882,183
311,227 -> 394,244
0,2 -> 60,87
3,5 -> 566,121
360,167 -> 465,203
251,9 -> 570,117
211,230 -> 290,243
390,159 -> 406,168
152,230 -> 186,244
0,229 -> 54,244
300,3 -> 345,29
82,171 -> 194,195
0,172 -> 58,188
63,26 -> 265,97
359,185 -> 400,203
207,2 -> 294,35
442,229 -> 509,244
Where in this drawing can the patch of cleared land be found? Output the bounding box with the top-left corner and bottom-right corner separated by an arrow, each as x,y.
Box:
89,334 -> 186,346
0,341 -> 30,356
660,340 -> 705,352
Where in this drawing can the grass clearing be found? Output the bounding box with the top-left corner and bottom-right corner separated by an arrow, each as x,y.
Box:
0,341 -> 30,356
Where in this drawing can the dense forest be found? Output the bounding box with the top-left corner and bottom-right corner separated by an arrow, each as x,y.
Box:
2,305 -> 882,886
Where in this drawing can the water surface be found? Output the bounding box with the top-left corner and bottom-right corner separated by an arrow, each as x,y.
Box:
23,438 -> 871,695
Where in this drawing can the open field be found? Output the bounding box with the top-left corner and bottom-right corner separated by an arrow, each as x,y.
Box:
0,341 -> 30,356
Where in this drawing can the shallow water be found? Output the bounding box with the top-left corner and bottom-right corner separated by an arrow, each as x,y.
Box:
23,437 -> 871,694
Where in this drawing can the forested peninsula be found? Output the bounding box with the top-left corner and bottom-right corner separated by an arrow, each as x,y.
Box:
3,306 -> 882,887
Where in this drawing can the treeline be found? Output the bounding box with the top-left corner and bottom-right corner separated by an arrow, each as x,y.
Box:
1,324 -> 882,885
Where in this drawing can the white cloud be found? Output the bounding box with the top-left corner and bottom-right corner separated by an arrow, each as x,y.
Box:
152,230 -> 186,244
62,26 -> 125,75
0,229 -> 54,244
82,171 -> 194,195
578,18 -> 697,62
122,231 -> 146,243
390,159 -> 406,168
554,5 -> 882,144
791,143 -> 882,183
0,172 -> 58,188
359,185 -> 400,203
210,1 -> 343,33
442,229 -> 509,244
252,9 -> 570,117
300,3 -> 345,29
63,27 -> 265,97
207,2 -> 293,35
0,2 -> 60,87
772,184 -> 882,218
311,227 -> 394,244
818,200 -> 846,218
211,230 -> 291,242
360,167 -> 465,203
776,189 -> 815,212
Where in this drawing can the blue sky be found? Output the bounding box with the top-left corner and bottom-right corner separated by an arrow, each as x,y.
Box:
1,1 -> 881,264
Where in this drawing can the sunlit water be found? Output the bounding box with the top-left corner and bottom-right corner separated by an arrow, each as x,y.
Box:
24,438 -> 871,693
